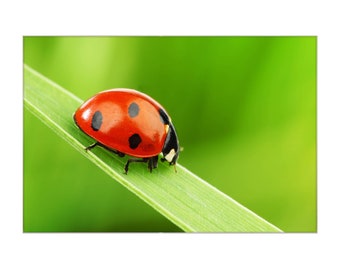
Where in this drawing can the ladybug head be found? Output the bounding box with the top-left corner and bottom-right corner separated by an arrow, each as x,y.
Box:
162,123 -> 180,166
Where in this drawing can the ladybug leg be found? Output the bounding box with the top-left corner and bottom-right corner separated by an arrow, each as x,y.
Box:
85,141 -> 125,157
148,156 -> 159,172
124,158 -> 148,174
85,142 -> 99,151
124,156 -> 158,174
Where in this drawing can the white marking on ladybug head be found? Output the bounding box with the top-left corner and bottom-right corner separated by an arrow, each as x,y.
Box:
165,148 -> 176,163
165,124 -> 169,134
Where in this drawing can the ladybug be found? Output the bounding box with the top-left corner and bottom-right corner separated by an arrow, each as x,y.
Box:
73,88 -> 180,174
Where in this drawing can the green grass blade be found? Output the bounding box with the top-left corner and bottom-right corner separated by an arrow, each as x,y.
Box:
24,64 -> 282,232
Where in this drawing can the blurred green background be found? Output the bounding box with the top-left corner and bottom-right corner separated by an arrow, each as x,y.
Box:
24,37 -> 316,232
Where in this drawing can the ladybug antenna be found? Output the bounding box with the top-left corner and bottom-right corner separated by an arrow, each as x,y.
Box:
173,164 -> 177,173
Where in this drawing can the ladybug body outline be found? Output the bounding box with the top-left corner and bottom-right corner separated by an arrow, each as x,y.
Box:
73,89 -> 180,173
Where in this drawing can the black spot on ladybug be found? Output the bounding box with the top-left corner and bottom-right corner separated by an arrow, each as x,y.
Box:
129,133 -> 142,149
159,108 -> 170,124
91,111 -> 103,131
128,102 -> 140,118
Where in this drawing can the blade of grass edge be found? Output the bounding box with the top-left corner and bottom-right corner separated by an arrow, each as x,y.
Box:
23,64 -> 282,232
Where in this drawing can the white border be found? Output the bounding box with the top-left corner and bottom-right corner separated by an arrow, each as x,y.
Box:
1,0 -> 340,269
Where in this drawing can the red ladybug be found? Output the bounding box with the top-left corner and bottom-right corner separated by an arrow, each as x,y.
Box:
73,88 -> 180,173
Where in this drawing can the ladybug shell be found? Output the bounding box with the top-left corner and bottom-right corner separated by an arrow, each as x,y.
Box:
74,89 -> 170,158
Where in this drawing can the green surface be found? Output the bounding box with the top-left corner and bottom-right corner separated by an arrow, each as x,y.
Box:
24,37 -> 316,232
